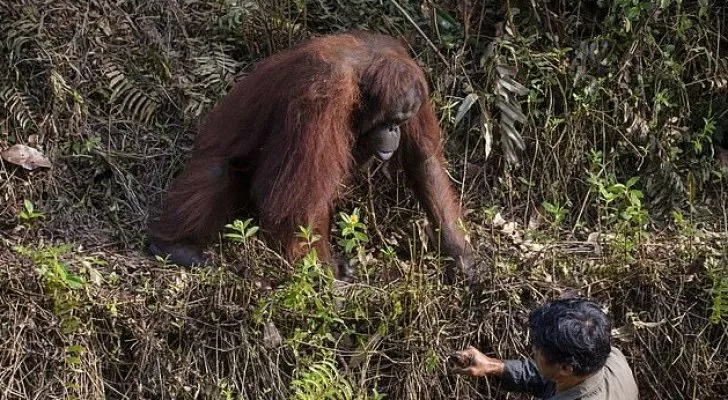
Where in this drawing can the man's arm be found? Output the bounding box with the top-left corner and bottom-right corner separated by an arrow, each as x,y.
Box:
500,359 -> 556,398
451,347 -> 555,398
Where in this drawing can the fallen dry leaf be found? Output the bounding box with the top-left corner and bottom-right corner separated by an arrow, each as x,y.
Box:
490,213 -> 507,228
1,144 -> 52,170
501,221 -> 519,235
262,321 -> 282,349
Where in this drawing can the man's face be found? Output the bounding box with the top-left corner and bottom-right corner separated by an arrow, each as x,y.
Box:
532,346 -> 572,382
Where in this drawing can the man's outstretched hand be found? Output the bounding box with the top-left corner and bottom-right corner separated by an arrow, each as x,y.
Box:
449,346 -> 506,378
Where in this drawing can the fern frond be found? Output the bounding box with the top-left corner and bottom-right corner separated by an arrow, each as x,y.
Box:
291,358 -> 353,400
104,64 -> 159,124
4,18 -> 40,62
1,87 -> 38,132
495,64 -> 528,165
183,50 -> 239,118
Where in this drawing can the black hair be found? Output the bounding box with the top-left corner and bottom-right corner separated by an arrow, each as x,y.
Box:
528,298 -> 612,376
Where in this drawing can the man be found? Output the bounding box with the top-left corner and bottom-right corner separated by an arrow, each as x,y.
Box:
451,298 -> 638,399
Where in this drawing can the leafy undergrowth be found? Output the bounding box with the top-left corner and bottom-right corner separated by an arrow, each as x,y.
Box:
2,0 -> 728,399
2,218 -> 727,399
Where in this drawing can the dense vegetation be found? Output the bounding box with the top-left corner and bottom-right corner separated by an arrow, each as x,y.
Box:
1,1 -> 726,399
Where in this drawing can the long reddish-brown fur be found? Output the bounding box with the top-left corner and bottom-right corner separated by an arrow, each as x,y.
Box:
148,31 -> 473,278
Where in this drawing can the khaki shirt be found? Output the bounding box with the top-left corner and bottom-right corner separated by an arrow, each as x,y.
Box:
501,347 -> 639,400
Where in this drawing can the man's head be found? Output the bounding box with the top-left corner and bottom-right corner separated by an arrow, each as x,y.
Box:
529,298 -> 611,380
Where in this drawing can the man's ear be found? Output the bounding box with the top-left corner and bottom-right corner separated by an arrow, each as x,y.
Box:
557,363 -> 574,377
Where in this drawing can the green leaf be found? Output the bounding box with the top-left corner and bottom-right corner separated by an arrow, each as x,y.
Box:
66,274 -> 86,289
23,199 -> 34,213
